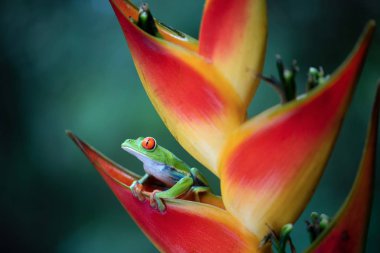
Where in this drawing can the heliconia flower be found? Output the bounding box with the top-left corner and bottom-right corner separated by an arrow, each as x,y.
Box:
67,131 -> 262,253
219,21 -> 375,238
68,80 -> 378,252
69,0 -> 378,251
110,0 -> 267,174
305,85 -> 379,253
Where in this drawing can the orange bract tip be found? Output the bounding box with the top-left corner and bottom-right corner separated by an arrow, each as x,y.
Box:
199,0 -> 267,105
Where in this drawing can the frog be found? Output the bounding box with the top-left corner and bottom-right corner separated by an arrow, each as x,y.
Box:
121,137 -> 210,212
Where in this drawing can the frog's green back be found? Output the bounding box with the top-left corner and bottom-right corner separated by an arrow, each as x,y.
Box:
157,145 -> 191,172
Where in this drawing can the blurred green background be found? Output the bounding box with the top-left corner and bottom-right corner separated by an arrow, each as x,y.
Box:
1,0 -> 379,252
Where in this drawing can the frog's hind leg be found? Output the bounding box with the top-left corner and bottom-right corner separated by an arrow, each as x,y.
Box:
150,176 -> 193,212
191,186 -> 209,202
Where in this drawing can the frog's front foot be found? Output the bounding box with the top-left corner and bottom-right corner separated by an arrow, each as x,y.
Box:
130,180 -> 145,201
150,190 -> 166,213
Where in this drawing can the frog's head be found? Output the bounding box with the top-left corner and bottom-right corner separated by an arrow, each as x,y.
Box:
121,137 -> 169,164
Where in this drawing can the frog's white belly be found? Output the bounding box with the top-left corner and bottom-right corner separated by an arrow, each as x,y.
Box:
143,161 -> 177,186
124,147 -> 180,186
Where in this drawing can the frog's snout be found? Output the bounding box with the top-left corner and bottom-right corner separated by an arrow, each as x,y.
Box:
121,139 -> 132,148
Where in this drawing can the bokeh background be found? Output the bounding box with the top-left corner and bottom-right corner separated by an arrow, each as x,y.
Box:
1,0 -> 379,252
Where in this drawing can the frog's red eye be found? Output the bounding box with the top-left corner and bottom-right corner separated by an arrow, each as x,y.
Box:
141,137 -> 156,150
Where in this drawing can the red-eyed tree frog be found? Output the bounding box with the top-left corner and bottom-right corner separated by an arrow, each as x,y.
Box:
121,137 -> 210,212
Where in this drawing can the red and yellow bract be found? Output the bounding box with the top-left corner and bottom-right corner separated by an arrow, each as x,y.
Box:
68,132 -> 260,253
219,22 -> 375,237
